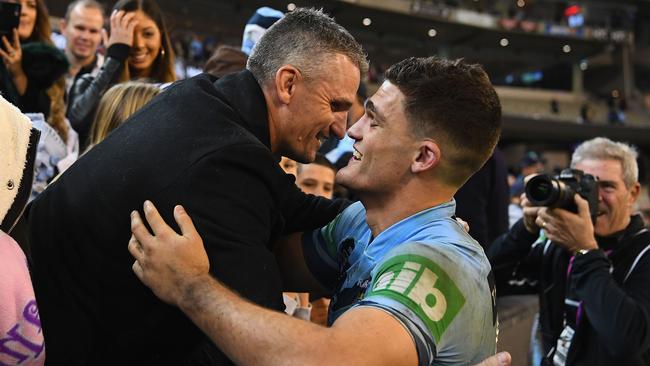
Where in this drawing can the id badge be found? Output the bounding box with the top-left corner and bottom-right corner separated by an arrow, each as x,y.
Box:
552,325 -> 575,366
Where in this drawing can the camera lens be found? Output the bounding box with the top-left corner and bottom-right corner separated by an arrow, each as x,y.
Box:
529,180 -> 552,202
525,175 -> 560,206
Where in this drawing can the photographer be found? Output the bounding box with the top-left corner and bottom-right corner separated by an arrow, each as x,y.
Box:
488,137 -> 650,366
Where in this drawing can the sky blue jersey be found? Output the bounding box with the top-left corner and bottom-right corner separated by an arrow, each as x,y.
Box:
303,200 -> 498,365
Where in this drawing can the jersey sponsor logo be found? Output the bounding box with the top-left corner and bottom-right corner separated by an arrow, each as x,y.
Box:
367,255 -> 465,342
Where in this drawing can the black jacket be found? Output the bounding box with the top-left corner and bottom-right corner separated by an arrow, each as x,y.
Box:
1,42 -> 68,118
66,43 -> 130,149
454,148 -> 509,248
27,71 -> 346,365
488,216 -> 650,366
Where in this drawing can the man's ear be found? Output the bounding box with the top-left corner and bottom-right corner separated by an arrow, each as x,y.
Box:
411,140 -> 441,173
274,65 -> 301,105
628,182 -> 641,206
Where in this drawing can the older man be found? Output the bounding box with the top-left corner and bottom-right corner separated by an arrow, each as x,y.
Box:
489,137 -> 650,365
129,56 -> 505,365
26,8 -> 364,366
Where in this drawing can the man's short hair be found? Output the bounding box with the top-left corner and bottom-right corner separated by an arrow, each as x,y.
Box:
65,0 -> 105,22
247,8 -> 368,85
384,56 -> 502,187
571,137 -> 639,188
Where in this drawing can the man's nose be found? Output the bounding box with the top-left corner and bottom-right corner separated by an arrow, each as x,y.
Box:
330,113 -> 347,140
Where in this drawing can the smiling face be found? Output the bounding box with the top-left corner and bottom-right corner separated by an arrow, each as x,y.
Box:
277,54 -> 360,163
336,81 -> 418,197
62,5 -> 104,63
574,158 -> 640,237
128,10 -> 161,78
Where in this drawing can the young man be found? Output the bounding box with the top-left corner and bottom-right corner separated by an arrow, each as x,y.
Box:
59,0 -> 105,93
130,57 -> 507,365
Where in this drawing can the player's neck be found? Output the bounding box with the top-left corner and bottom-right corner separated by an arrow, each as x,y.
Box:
363,181 -> 454,238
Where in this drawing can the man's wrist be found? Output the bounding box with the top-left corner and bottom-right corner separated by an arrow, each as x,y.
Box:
573,241 -> 599,256
178,273 -> 217,312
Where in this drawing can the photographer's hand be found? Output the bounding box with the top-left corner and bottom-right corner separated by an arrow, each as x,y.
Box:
535,194 -> 598,253
521,193 -> 542,234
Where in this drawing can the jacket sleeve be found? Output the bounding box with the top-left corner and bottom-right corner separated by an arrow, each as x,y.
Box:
487,219 -> 540,266
66,43 -> 130,131
279,182 -> 349,235
487,219 -> 544,295
571,249 -> 650,358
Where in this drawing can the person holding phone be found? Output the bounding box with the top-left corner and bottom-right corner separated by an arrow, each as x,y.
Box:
0,0 -> 70,145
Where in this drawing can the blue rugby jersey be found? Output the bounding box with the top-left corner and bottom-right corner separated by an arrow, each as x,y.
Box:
303,200 -> 498,365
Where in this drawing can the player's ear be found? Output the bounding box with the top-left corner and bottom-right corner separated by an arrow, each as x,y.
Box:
411,140 -> 441,173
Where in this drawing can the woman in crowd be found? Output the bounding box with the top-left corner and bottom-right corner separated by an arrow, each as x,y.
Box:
0,0 -> 69,143
86,81 -> 160,150
68,0 -> 176,149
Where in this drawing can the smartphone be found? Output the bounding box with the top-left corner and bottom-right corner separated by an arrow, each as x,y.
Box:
0,2 -> 21,38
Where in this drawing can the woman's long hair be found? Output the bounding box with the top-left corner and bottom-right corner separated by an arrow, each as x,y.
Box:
87,82 -> 161,149
26,0 -> 68,142
26,0 -> 53,44
112,0 -> 176,83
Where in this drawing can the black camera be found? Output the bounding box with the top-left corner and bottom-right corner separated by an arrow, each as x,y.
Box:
525,168 -> 599,221
0,2 -> 21,38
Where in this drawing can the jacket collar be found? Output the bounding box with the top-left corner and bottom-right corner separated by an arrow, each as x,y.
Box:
596,214 -> 646,251
213,70 -> 272,150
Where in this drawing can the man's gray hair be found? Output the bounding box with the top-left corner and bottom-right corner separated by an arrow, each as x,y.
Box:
65,0 -> 105,21
247,8 -> 368,85
570,137 -> 639,187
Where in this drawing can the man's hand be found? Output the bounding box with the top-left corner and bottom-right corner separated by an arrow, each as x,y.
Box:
129,201 -> 210,306
521,193 -> 542,234
535,194 -> 598,253
474,352 -> 512,366
104,10 -> 138,48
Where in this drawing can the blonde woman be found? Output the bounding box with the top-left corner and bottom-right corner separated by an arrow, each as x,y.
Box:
86,81 -> 160,150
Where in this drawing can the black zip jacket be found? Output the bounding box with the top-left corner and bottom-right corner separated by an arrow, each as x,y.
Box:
488,216 -> 650,365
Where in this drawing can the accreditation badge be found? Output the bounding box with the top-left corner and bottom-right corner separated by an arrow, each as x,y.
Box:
552,325 -> 575,366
